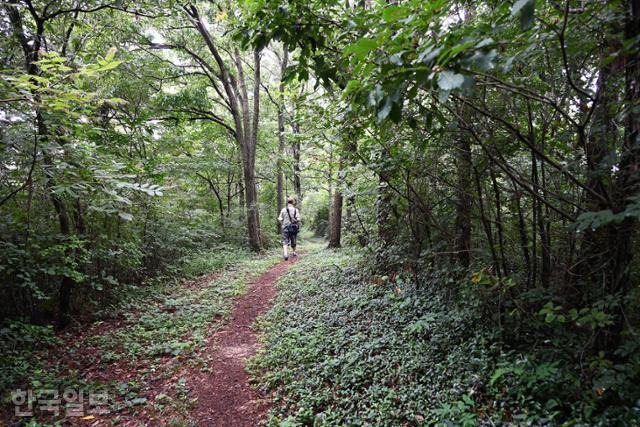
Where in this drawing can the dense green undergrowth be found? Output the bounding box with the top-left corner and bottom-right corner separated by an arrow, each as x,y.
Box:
252,248 -> 640,426
1,249 -> 280,423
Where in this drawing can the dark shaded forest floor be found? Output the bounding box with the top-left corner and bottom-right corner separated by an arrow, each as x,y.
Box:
1,248 -> 299,426
4,238 -> 639,425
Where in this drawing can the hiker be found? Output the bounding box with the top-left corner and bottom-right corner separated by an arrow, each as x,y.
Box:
278,196 -> 301,260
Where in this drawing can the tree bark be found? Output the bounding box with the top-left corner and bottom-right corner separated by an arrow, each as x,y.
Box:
576,1 -> 638,349
184,5 -> 263,250
240,50 -> 262,251
242,154 -> 261,251
276,47 -> 289,234
328,156 -> 345,248
292,122 -> 302,202
6,2 -> 76,328
490,167 -> 509,276
453,134 -> 472,268
474,166 -> 500,277
376,178 -> 395,247
452,1 -> 475,269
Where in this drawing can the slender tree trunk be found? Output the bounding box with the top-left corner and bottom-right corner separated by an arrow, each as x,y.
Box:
327,147 -> 334,237
526,99 -> 550,287
454,134 -> 472,267
232,49 -> 263,251
376,178 -> 395,247
344,140 -> 360,241
511,177 -> 531,287
452,2 -> 475,268
276,47 -> 288,234
238,178 -> 245,221
474,166 -> 500,277
580,0 -> 640,348
490,167 -> 509,276
328,190 -> 344,248
38,116 -> 75,329
187,5 -> 263,250
242,154 -> 261,251
611,0 -> 640,298
214,188 -> 225,229
226,169 -> 233,215
328,156 -> 345,248
7,3 -> 76,328
579,48 -> 619,290
292,123 -> 302,201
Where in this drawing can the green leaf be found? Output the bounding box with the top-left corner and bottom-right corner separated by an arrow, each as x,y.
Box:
105,47 -> 117,61
437,71 -> 464,91
382,5 -> 408,23
344,79 -> 361,95
490,367 -> 518,386
344,38 -> 378,60
86,60 -> 123,73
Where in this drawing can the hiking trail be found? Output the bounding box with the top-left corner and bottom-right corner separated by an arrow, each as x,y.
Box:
186,257 -> 296,426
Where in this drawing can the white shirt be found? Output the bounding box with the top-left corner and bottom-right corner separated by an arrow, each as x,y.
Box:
278,204 -> 301,227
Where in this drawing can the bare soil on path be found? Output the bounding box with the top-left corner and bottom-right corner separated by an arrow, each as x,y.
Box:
187,257 -> 295,426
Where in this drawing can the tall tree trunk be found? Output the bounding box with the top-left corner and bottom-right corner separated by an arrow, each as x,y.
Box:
39,116 -> 74,329
343,139 -> 361,242
376,179 -> 395,247
474,166 -> 500,277
580,48 -> 620,289
250,50 -> 262,244
452,2 -> 475,268
186,5 -> 263,250
601,0 -> 639,345
233,49 -> 263,251
238,177 -> 245,221
511,177 -> 531,287
577,1 -> 638,349
242,151 -> 261,251
7,3 -> 76,328
276,47 -> 288,234
490,167 -> 509,276
453,134 -> 472,268
328,190 -> 344,248
230,48 -> 262,251
292,122 -> 302,202
328,156 -> 345,248
327,146 -> 334,237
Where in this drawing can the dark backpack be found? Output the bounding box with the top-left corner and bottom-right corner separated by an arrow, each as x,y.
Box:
285,207 -> 299,235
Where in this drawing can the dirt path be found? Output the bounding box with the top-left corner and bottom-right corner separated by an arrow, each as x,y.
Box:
187,257 -> 295,426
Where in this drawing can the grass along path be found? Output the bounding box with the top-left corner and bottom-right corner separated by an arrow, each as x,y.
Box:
2,250 -> 282,426
250,243 -> 499,426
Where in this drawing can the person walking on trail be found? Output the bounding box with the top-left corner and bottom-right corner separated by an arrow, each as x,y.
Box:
278,197 -> 301,260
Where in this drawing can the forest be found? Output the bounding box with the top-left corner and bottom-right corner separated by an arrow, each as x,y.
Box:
1,0 -> 639,425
